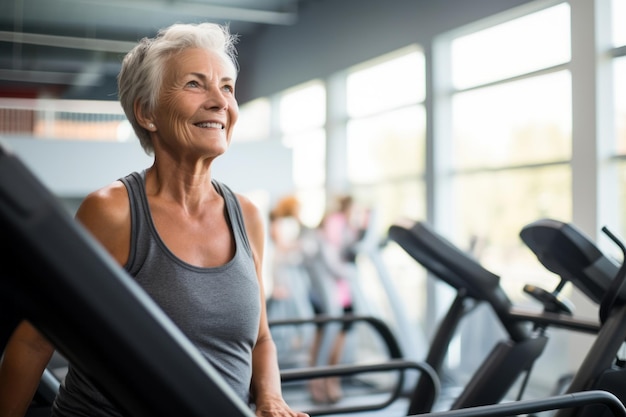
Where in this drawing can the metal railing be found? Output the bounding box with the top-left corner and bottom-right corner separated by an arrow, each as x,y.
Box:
0,98 -> 130,141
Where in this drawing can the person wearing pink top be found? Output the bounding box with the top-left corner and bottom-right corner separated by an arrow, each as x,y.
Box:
308,195 -> 365,404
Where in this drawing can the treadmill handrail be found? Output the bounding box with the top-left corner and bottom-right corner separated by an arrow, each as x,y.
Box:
270,315 -> 403,358
271,315 -> 440,415
282,360 -> 438,416
422,390 -> 626,417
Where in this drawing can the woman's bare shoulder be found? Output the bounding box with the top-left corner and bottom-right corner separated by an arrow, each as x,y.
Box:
236,193 -> 263,231
76,181 -> 129,223
75,180 -> 131,264
235,193 -> 265,251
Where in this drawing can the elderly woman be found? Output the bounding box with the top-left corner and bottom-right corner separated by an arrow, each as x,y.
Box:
0,23 -> 308,417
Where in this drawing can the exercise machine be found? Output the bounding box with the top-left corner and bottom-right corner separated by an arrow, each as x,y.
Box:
387,219 -> 594,414
521,218 -> 626,417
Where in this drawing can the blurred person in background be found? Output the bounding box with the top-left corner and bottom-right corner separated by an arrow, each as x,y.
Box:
307,195 -> 367,404
267,195 -> 307,306
266,195 -> 317,368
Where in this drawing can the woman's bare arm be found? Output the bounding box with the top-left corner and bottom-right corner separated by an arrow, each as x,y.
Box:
0,321 -> 55,417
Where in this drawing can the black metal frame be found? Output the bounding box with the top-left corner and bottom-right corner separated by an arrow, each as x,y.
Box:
426,390 -> 626,417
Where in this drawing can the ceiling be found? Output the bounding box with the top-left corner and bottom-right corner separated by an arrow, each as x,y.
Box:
0,0 -> 305,99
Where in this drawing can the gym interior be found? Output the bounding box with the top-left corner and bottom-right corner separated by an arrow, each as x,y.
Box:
1,0 -> 626,416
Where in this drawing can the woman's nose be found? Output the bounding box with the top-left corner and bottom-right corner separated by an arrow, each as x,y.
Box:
204,86 -> 228,110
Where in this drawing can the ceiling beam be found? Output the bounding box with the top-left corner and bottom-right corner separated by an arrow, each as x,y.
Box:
0,31 -> 136,53
85,0 -> 299,25
0,68 -> 102,86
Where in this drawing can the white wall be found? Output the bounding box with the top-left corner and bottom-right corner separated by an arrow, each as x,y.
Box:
1,137 -> 293,202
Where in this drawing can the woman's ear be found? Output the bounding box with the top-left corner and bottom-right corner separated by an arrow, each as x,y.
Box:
134,99 -> 155,131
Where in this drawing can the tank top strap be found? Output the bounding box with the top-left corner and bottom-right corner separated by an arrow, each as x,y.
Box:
118,170 -> 150,275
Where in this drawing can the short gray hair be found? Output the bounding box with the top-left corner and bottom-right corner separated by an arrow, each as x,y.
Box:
118,23 -> 239,154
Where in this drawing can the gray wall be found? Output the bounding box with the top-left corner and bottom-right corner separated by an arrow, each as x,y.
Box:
236,0 -> 535,103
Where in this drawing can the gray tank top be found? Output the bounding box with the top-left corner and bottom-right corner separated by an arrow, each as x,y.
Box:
52,171 -> 260,416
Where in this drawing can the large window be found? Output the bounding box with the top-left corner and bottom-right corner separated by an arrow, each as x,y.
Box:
447,3 -> 572,297
451,70 -> 572,297
278,81 -> 327,226
451,4 -> 570,89
346,46 -> 426,230
612,0 -> 626,237
345,46 -> 429,341
438,2 -> 574,389
234,98 -> 271,142
613,0 -> 626,48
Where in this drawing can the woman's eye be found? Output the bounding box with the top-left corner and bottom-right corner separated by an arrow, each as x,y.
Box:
223,84 -> 234,93
186,80 -> 200,88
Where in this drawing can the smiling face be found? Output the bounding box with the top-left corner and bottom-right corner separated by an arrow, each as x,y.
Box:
151,47 -> 239,159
